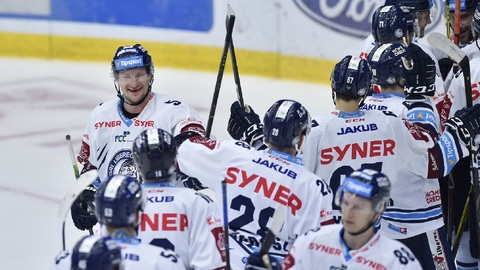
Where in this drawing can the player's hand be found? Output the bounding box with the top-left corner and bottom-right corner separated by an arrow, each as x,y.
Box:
70,185 -> 97,231
244,252 -> 281,270
174,131 -> 205,146
176,171 -> 207,191
228,101 -> 264,145
444,104 -> 480,146
404,43 -> 436,97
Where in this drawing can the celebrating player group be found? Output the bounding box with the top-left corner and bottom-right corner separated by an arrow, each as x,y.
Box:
51,0 -> 480,269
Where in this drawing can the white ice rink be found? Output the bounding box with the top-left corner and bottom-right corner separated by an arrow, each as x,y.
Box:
0,57 -> 333,269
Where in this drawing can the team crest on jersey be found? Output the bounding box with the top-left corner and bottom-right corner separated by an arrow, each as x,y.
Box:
108,149 -> 138,179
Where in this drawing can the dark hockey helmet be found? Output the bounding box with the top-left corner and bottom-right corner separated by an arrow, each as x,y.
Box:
111,44 -> 154,79
132,128 -> 177,181
368,42 -> 412,86
473,5 -> 480,39
397,0 -> 431,11
263,99 -> 311,148
331,55 -> 372,102
335,168 -> 391,213
372,5 -> 414,43
448,0 -> 479,11
384,0 -> 398,4
94,174 -> 145,228
71,235 -> 122,270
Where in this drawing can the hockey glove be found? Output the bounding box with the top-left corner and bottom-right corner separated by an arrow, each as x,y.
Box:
404,43 -> 436,97
244,252 -> 281,270
228,101 -> 264,146
176,171 -> 207,191
70,185 -> 97,231
444,104 -> 480,146
174,131 -> 205,146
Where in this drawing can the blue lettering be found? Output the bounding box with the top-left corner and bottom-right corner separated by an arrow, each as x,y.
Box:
337,124 -> 378,135
251,158 -> 297,179
147,196 -> 175,203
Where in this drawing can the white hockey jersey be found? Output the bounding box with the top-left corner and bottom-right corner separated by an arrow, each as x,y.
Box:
177,139 -> 334,270
301,109 -> 434,225
282,224 -> 422,270
51,236 -> 187,270
358,34 -> 376,59
77,92 -> 204,184
137,183 -> 227,270
362,93 -> 445,239
442,57 -> 480,118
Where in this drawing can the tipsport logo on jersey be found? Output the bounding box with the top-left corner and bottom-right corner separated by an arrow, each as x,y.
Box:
293,0 -> 442,38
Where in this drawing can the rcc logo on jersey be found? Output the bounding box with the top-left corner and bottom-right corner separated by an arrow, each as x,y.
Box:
115,131 -> 131,142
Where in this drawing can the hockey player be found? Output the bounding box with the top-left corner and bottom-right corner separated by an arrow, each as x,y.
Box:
358,4 -> 414,60
448,0 -> 479,48
365,42 -> 458,269
176,99 -> 334,270
441,0 -> 480,89
461,2 -> 480,60
53,174 -> 187,269
281,168 -> 422,269
132,128 -> 227,270
52,235 -> 123,270
440,6 -> 480,268
70,43 -> 205,232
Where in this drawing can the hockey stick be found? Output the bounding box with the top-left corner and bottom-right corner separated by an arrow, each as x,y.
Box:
445,0 -> 451,40
259,205 -> 287,270
428,32 -> 480,257
230,37 -> 245,110
224,4 -> 245,109
221,180 -> 231,269
58,169 -> 98,250
205,4 -> 236,138
66,135 -> 80,179
66,135 -> 94,236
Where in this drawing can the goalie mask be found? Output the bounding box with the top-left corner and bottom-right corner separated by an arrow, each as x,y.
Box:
95,174 -> 146,228
71,235 -> 123,270
132,128 -> 177,181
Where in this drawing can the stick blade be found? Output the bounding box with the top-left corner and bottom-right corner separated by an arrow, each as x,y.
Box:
227,3 -> 236,19
268,205 -> 286,236
427,32 -> 465,63
57,170 -> 98,221
259,205 -> 287,255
